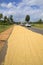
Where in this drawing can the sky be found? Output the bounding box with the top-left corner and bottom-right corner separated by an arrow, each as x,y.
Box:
0,0 -> 43,22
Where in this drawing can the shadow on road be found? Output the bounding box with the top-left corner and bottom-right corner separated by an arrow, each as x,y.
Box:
0,40 -> 8,65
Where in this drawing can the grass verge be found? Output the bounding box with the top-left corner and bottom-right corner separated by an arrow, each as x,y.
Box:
0,24 -> 13,33
0,24 -> 13,52
32,24 -> 43,29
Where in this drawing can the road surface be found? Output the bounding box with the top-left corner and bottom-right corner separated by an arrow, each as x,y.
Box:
26,27 -> 43,35
1,25 -> 43,65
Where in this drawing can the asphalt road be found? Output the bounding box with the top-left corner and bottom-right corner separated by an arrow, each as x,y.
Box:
26,27 -> 43,35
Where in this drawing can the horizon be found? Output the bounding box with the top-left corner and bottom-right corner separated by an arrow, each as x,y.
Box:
0,0 -> 43,22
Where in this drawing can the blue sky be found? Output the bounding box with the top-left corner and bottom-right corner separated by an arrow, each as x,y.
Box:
0,0 -> 21,3
0,0 -> 43,22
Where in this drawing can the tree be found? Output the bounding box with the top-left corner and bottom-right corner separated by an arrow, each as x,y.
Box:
25,15 -> 30,23
0,13 -> 3,20
37,19 -> 42,24
4,16 -> 7,22
3,16 -> 10,24
9,15 -> 14,23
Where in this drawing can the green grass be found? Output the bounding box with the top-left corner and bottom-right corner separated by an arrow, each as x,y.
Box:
0,25 -> 12,33
32,24 -> 43,29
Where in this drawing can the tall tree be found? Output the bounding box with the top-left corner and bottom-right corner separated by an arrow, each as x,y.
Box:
10,15 -> 14,23
0,13 -> 3,20
4,16 -> 8,23
4,16 -> 7,21
25,15 -> 30,23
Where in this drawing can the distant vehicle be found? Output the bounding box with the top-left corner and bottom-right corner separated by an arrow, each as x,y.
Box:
25,24 -> 31,27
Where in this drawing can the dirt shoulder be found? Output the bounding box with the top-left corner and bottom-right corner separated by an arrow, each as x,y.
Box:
0,25 -> 14,52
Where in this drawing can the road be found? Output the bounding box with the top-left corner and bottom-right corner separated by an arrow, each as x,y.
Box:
26,27 -> 43,35
1,25 -> 43,65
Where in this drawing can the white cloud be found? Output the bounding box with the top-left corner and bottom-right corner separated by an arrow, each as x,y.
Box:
0,0 -> 43,22
0,2 -> 15,8
7,2 -> 13,8
1,3 -> 7,7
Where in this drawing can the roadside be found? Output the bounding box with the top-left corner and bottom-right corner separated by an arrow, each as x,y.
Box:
22,23 -> 43,35
0,25 -> 13,33
26,26 -> 43,35
32,24 -> 43,29
3,25 -> 43,65
0,25 -> 14,52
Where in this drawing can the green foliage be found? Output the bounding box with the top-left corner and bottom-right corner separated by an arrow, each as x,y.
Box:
4,16 -> 8,23
37,19 -> 43,24
0,25 -> 12,33
32,24 -> 43,28
25,15 -> 30,23
0,13 -> 15,25
0,13 -> 3,19
9,15 -> 14,24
